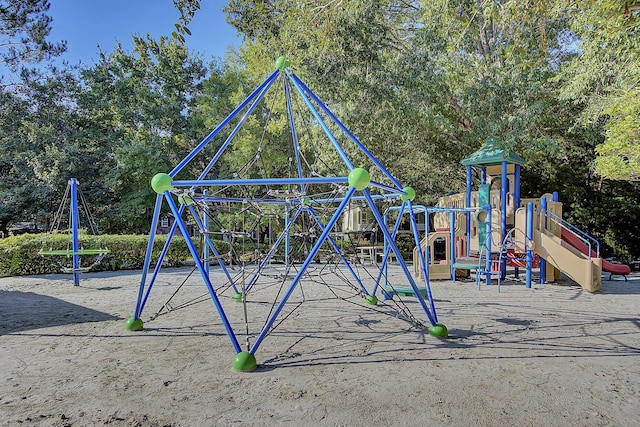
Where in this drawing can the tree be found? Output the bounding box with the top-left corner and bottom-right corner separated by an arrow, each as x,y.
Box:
0,0 -> 66,86
78,35 -> 208,233
556,0 -> 640,181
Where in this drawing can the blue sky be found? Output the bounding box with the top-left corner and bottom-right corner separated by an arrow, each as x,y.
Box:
48,1 -> 242,67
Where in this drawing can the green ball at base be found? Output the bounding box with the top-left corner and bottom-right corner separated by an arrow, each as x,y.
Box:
401,186 -> 416,202
233,293 -> 243,302
151,173 -> 173,194
428,323 -> 448,338
233,351 -> 257,372
365,295 -> 378,305
348,168 -> 370,191
125,317 -> 144,331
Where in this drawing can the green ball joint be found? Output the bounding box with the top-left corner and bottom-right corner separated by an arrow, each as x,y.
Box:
348,168 -> 370,191
125,317 -> 144,331
233,351 -> 257,372
178,194 -> 194,205
428,322 -> 448,338
151,173 -> 173,194
401,186 -> 416,202
275,56 -> 290,71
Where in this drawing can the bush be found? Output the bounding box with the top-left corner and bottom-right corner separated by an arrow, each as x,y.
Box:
0,233 -> 229,277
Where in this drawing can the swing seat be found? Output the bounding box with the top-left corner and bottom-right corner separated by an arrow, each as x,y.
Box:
61,267 -> 92,273
38,248 -> 110,256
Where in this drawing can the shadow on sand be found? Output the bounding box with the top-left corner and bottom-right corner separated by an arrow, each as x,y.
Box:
0,290 -> 119,335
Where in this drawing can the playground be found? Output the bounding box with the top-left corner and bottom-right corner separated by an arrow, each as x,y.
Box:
1,267 -> 639,426
3,57 -> 639,425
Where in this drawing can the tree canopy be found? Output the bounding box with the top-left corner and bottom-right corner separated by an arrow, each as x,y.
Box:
0,0 -> 639,260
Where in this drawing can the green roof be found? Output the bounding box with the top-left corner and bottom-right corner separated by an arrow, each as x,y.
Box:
460,136 -> 526,167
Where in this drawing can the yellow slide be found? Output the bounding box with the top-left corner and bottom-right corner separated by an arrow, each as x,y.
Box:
514,209 -> 602,292
531,228 -> 602,292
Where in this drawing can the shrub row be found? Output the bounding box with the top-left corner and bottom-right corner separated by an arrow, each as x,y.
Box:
0,233 -> 230,277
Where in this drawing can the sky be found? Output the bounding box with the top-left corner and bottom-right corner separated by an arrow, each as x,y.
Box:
47,1 -> 242,67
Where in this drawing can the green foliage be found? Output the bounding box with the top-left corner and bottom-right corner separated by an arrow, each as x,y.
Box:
556,0 -> 640,181
0,232 -> 230,277
0,0 -> 66,81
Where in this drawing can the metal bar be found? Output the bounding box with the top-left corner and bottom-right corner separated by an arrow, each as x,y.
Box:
165,192 -> 242,354
170,69 -> 280,177
249,187 -> 358,354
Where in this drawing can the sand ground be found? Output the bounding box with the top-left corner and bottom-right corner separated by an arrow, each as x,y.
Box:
1,263 -> 639,426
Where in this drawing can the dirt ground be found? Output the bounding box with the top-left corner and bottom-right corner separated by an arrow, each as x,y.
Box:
1,264 -> 639,426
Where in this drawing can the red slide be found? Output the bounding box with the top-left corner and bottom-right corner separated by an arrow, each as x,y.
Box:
560,229 -> 631,276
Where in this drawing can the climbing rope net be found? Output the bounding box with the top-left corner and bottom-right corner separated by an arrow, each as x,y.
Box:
127,57 -> 446,370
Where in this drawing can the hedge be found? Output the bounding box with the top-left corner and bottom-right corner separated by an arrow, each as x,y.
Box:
0,233 -> 230,277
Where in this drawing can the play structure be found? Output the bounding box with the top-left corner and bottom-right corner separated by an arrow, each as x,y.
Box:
126,57 -> 448,371
38,178 -> 110,285
409,137 -> 631,293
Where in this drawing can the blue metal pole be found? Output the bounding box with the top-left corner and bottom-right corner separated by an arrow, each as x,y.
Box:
139,204 -> 187,315
249,187 -> 358,354
485,207 -> 492,286
306,206 -> 370,295
539,196 -> 547,284
407,200 -> 436,316
186,204 -> 239,294
133,193 -> 164,320
284,76 -> 305,194
287,73 -> 355,170
170,69 -> 280,177
165,192 -> 242,354
70,178 -> 80,286
245,206 -> 303,290
171,176 -> 348,188
285,201 -> 290,267
501,161 -> 508,279
289,73 -> 404,190
465,165 -> 472,257
203,190 -> 210,276
195,77 -> 277,181
363,191 -> 437,325
450,210 -> 456,281
514,164 -> 521,208
526,202 -> 534,288
375,203 -> 407,298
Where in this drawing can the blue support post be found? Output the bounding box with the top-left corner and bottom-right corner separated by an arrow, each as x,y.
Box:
132,194 -> 164,320
364,192 -> 437,325
69,178 -> 81,286
501,161 -> 508,279
249,187 -> 358,354
289,73 -> 403,190
170,69 -> 280,177
284,77 -> 306,194
165,192 -> 242,354
526,202 -> 534,288
203,190 -> 210,276
450,210 -> 456,281
465,165 -> 472,256
514,164 -> 521,208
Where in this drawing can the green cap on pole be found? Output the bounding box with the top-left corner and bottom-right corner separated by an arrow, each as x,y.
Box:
401,186 -> 416,202
275,56 -> 290,70
348,168 -> 370,191
151,173 -> 173,194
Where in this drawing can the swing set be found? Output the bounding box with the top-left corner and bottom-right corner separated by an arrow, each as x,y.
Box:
38,178 -> 109,285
